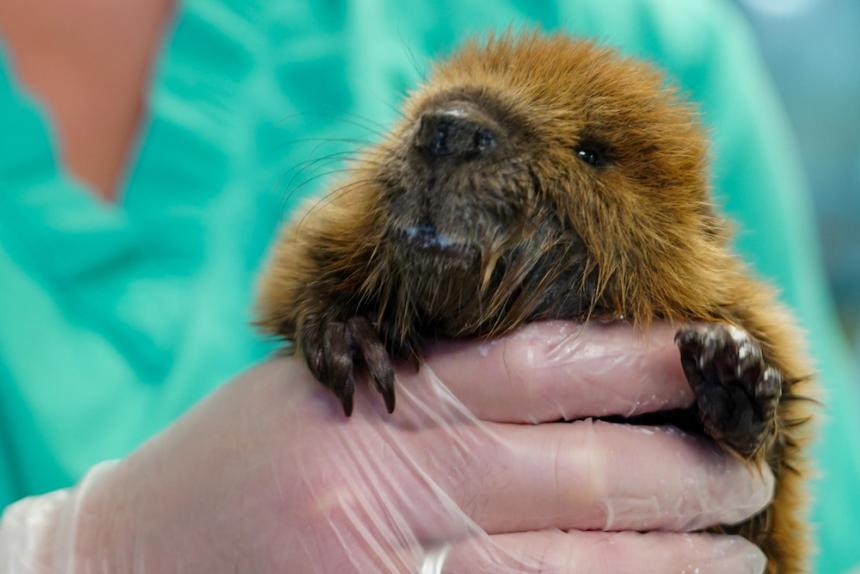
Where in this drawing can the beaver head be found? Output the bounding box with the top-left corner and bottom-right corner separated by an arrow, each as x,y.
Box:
332,34 -> 732,337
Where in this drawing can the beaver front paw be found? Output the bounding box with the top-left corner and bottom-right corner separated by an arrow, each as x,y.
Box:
675,323 -> 782,460
301,315 -> 395,416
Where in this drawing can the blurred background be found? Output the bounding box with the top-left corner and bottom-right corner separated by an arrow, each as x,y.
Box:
733,0 -> 860,358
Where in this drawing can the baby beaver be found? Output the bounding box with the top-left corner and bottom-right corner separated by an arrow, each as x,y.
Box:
257,33 -> 816,572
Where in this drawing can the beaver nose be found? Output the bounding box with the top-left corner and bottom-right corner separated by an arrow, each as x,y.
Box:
414,107 -> 498,159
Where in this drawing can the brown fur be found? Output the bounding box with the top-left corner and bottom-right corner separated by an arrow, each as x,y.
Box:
257,33 -> 816,572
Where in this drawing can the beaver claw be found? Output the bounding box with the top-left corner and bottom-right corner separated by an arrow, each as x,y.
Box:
301,316 -> 395,416
675,323 -> 782,460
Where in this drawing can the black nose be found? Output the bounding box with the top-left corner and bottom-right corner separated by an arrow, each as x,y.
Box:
414,106 -> 498,159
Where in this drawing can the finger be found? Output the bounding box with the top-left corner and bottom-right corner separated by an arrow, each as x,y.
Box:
443,530 -> 767,574
304,390 -> 767,544
439,419 -> 774,534
423,321 -> 694,423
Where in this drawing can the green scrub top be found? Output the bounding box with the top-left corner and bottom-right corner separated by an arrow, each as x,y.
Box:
1,0 -> 858,571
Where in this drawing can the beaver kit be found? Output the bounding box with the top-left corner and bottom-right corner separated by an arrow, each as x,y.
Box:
257,33 -> 816,572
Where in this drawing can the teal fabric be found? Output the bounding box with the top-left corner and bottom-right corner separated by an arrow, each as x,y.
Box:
0,0 -> 857,571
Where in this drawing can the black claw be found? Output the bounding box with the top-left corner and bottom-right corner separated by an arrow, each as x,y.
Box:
381,384 -> 396,414
348,316 -> 398,415
370,363 -> 396,414
342,374 -> 356,417
302,315 -> 399,416
341,392 -> 354,417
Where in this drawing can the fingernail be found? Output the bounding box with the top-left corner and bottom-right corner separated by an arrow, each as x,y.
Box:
707,536 -> 767,573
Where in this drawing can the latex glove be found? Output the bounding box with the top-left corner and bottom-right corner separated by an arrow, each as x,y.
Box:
0,322 -> 772,573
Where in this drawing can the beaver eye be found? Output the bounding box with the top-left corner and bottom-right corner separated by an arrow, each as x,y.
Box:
575,146 -> 609,168
574,136 -> 611,168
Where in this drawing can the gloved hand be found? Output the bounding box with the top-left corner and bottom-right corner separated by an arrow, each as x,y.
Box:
0,322 -> 772,573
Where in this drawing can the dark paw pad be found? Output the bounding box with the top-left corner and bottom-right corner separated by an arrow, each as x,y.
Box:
675,324 -> 782,459
301,316 -> 395,416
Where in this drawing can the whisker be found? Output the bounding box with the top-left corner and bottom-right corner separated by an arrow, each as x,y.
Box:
291,177 -> 379,230
397,30 -> 429,84
282,151 -> 365,195
273,110 -> 390,139
282,150 -> 384,197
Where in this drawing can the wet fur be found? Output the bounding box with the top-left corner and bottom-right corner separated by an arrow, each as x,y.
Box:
257,34 -> 816,572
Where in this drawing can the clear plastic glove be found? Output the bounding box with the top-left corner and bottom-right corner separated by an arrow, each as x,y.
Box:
0,322 -> 772,573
